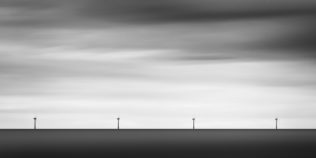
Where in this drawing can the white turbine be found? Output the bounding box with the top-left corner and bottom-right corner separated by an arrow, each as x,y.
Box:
33,117 -> 37,130
117,117 -> 120,130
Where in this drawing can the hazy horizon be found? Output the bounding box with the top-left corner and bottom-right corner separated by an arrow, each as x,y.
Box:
1,0 -> 316,129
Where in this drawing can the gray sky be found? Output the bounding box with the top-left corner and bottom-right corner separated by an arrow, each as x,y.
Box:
1,0 -> 316,129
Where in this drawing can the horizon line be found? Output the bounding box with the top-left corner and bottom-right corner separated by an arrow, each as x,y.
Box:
1,128 -> 316,130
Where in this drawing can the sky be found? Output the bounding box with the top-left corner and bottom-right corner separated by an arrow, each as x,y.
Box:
1,0 -> 316,129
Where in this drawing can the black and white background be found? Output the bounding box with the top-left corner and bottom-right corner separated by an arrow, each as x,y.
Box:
1,0 -> 316,129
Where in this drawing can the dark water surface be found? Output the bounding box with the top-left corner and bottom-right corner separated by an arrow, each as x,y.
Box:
0,129 -> 315,158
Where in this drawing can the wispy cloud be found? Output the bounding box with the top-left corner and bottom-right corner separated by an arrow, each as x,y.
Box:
1,0 -> 316,128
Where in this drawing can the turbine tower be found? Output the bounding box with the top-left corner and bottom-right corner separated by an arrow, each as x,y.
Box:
275,118 -> 278,130
192,118 -> 195,130
33,117 -> 37,130
117,117 -> 120,130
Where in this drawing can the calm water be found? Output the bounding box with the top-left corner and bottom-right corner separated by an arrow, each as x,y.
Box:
0,129 -> 315,158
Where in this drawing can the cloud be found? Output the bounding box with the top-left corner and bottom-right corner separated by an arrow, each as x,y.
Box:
1,0 -> 316,129
0,0 -> 57,9
1,0 -> 316,62
78,0 -> 316,23
2,0 -> 316,27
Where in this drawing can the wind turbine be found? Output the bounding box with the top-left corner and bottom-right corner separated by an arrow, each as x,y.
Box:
33,117 -> 37,130
117,117 -> 120,130
275,118 -> 278,130
192,118 -> 195,130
